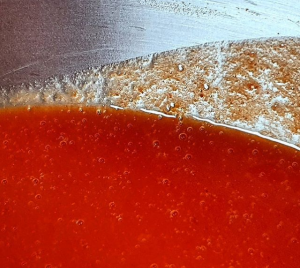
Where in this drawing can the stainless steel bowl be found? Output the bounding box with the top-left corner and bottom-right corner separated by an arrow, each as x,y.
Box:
1,0 -> 300,86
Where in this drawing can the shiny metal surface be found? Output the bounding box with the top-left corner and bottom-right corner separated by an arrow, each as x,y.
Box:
1,0 -> 300,86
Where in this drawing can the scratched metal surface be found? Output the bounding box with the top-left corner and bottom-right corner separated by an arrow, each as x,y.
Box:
0,0 -> 299,86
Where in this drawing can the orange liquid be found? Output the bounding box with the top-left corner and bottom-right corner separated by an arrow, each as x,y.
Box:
0,106 -> 299,268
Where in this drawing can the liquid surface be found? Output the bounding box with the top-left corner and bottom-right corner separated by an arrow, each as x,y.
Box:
0,106 -> 299,268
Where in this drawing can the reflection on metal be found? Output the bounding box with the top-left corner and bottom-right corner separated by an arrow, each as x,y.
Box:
110,105 -> 125,110
140,108 -> 177,118
193,116 -> 300,151
0,0 -> 300,86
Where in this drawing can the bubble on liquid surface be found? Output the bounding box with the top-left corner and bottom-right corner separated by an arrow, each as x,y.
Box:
261,192 -> 268,198
59,140 -> 67,147
277,221 -> 283,229
259,172 -> 266,178
76,219 -> 84,226
35,194 -> 42,200
170,210 -> 179,218
243,213 -> 250,219
248,248 -> 255,255
109,202 -> 116,209
196,245 -> 207,251
292,162 -> 298,168
162,179 -> 170,186
32,178 -> 39,185
150,263 -> 158,268
179,133 -> 187,140
175,146 -> 181,152
187,127 -> 193,133
98,158 -> 105,163
1,179 -> 7,185
227,148 -> 234,154
290,237 -> 299,244
184,154 -> 192,160
153,140 -> 160,148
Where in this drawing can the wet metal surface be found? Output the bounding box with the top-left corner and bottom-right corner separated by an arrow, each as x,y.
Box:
0,0 -> 300,86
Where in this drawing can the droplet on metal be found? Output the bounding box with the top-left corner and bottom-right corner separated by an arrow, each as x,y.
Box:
178,64 -> 184,72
